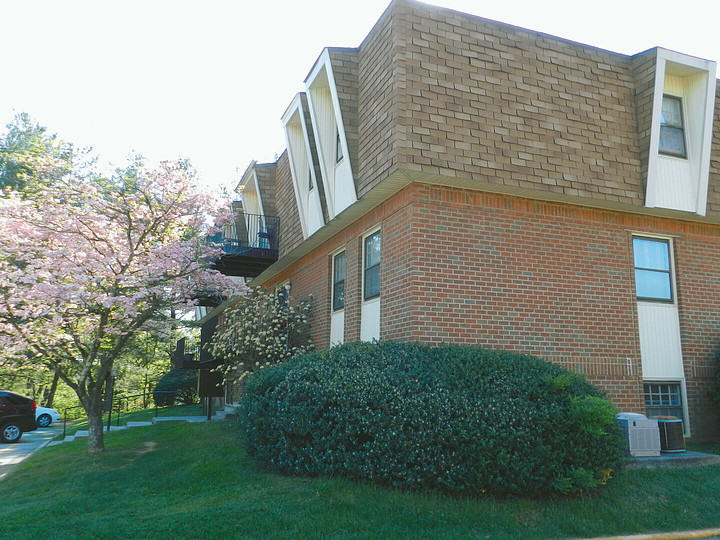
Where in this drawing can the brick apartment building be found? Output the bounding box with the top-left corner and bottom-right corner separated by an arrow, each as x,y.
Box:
205,0 -> 720,440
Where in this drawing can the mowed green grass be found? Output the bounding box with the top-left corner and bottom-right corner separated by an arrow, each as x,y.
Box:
59,403 -> 205,437
2,421 -> 720,539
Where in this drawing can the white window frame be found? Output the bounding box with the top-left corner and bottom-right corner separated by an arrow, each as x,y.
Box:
331,250 -> 346,313
632,235 -> 675,303
362,228 -> 381,302
658,94 -> 687,158
360,226 -> 381,342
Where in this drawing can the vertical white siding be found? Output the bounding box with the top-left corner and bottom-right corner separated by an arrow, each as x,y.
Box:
242,180 -> 262,216
283,99 -> 325,238
637,302 -> 684,379
330,310 -> 344,345
334,163 -> 355,215
308,82 -> 337,214
285,119 -> 309,236
655,156 -> 694,211
360,298 -> 380,342
307,193 -> 323,233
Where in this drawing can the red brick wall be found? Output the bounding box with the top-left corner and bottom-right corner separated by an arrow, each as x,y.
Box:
264,182 -> 720,442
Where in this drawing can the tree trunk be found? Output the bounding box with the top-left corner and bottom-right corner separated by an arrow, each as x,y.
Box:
86,399 -> 106,454
44,371 -> 60,407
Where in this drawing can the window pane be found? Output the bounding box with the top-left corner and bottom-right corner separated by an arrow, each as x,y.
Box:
365,232 -> 381,268
332,252 -> 345,311
633,238 -> 669,271
333,282 -> 345,311
635,269 -> 672,300
644,383 -> 683,420
336,133 -> 344,163
659,126 -> 686,156
659,96 -> 686,157
364,266 -> 380,299
633,237 -> 672,301
661,96 -> 682,127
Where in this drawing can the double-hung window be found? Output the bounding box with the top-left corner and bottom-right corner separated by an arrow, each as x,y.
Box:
332,251 -> 345,311
633,237 -> 673,302
363,231 -> 381,300
659,95 -> 687,158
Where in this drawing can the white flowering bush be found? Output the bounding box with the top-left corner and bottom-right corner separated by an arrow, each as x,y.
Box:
209,289 -> 313,382
240,341 -> 624,497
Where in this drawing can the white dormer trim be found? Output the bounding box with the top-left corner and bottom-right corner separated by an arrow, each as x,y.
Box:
237,162 -> 265,218
645,49 -> 717,216
305,48 -> 358,220
282,94 -> 325,239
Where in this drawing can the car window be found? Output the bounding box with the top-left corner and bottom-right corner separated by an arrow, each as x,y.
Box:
1,393 -> 29,406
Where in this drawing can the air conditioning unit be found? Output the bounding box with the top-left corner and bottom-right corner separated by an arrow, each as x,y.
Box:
616,412 -> 661,457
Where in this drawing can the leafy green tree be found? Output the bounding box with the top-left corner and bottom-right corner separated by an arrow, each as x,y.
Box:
113,329 -> 183,408
0,112 -> 79,194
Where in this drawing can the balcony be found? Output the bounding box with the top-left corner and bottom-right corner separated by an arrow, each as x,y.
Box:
173,316 -> 221,370
210,213 -> 279,278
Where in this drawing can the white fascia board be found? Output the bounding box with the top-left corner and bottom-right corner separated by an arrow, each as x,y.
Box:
694,60 -> 717,214
235,160 -> 258,194
305,48 -> 358,206
305,56 -> 333,214
298,96 -> 325,233
252,169 -> 266,218
645,53 -> 666,209
282,95 -> 310,238
658,47 -> 716,73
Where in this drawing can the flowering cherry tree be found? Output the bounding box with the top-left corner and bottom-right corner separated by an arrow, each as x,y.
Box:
0,159 -> 241,453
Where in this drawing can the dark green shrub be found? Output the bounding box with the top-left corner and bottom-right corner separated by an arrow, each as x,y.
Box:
240,341 -> 624,497
153,368 -> 198,406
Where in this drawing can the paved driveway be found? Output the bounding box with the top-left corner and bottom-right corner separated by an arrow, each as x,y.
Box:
0,426 -> 59,481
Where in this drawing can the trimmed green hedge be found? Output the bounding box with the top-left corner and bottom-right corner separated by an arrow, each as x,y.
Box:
240,341 -> 623,497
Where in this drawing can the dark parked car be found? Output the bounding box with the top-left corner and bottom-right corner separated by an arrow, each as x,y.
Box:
0,390 -> 38,443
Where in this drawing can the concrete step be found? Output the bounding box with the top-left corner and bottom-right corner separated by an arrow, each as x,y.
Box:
53,414 -> 229,445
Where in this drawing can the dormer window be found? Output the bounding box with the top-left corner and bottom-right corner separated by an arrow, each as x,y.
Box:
335,131 -> 344,164
659,95 -> 687,158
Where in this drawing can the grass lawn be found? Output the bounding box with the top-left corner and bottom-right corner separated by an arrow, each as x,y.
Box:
2,421 -> 720,539
59,403 -> 205,438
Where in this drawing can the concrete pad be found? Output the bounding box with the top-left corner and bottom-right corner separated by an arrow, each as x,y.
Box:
126,422 -> 153,428
622,451 -> 720,470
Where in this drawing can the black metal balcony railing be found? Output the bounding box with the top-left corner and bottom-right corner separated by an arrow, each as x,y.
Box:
173,338 -> 222,370
210,213 -> 279,278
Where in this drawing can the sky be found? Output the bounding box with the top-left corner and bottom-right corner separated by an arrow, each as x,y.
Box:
2,0 -> 719,194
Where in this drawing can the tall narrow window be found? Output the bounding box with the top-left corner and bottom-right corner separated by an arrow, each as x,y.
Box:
308,165 -> 314,191
633,237 -> 673,301
332,251 -> 345,311
363,231 -> 381,300
659,95 -> 687,157
335,131 -> 344,164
